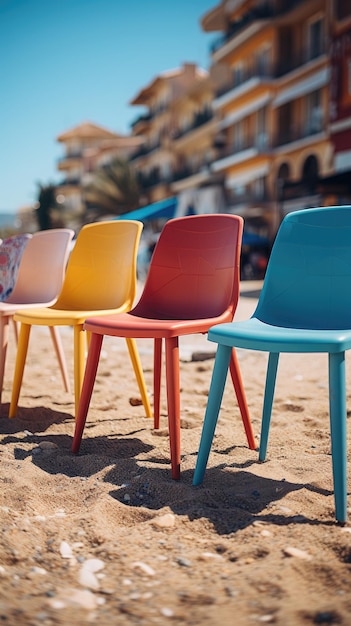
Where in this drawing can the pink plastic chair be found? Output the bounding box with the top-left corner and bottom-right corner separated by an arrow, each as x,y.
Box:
0,228 -> 74,404
72,214 -> 256,479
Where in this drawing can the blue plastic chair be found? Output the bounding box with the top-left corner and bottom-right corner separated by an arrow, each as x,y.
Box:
193,206 -> 351,524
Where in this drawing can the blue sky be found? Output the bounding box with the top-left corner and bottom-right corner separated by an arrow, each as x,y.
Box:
0,0 -> 216,213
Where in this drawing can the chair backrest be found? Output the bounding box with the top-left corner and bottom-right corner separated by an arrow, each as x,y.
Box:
6,228 -> 74,305
133,214 -> 243,320
254,206 -> 351,330
0,234 -> 32,301
53,220 -> 143,310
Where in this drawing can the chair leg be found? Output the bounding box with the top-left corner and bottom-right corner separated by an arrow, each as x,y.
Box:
72,333 -> 103,453
49,327 -> 70,394
193,344 -> 232,486
73,324 -> 85,418
125,337 -> 152,418
229,348 -> 256,450
11,318 -> 18,343
259,352 -> 279,461
165,336 -> 181,480
153,338 -> 162,428
328,351 -> 347,523
9,323 -> 31,418
0,316 -> 10,405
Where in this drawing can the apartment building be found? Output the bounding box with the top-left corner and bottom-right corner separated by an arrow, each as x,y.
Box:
201,0 -> 332,238
55,2 -> 351,244
324,2 -> 351,202
56,121 -> 141,225
130,62 -> 227,214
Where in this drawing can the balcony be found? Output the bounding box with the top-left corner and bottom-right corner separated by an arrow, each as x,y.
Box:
227,190 -> 270,206
138,169 -> 171,190
275,44 -> 327,78
210,0 -> 306,56
215,67 -> 273,100
216,134 -> 271,159
57,152 -> 83,170
131,112 -> 152,128
211,5 -> 275,55
56,178 -> 81,188
274,123 -> 325,148
130,141 -> 161,160
173,109 -> 213,140
171,165 -> 196,182
170,162 -> 218,192
149,103 -> 168,120
57,152 -> 82,162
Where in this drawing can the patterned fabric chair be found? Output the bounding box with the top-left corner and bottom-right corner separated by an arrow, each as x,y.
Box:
0,234 -> 32,302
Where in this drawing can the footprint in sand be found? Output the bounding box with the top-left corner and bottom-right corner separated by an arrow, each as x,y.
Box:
281,401 -> 304,413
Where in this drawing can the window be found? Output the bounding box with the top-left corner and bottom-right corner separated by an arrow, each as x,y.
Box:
336,0 -> 351,21
307,17 -> 324,61
306,90 -> 323,134
257,47 -> 271,77
256,107 -> 268,149
253,177 -> 267,200
233,122 -> 244,151
233,62 -> 244,87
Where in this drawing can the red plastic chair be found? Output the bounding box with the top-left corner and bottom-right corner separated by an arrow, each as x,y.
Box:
72,214 -> 256,479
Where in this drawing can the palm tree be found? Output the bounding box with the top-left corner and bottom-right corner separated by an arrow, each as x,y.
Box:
83,157 -> 140,219
36,183 -> 56,230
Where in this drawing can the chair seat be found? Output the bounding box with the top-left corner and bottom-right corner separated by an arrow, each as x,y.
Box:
0,301 -> 53,316
0,298 -> 72,316
208,318 -> 351,353
14,305 -> 132,327
84,310 -> 233,339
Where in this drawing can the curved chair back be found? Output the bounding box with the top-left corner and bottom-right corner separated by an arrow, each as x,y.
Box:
133,213 -> 243,320
53,220 -> 142,311
6,228 -> 74,306
0,234 -> 32,301
255,206 -> 351,330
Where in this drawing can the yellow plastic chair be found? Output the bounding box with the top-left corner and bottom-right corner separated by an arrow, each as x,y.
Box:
0,228 -> 74,404
9,220 -> 152,419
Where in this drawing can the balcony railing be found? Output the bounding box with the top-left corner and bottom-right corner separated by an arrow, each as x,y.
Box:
57,152 -> 82,163
137,170 -> 171,189
149,103 -> 168,119
131,112 -> 152,128
275,44 -> 327,78
130,141 -> 161,160
211,0 -> 306,55
211,5 -> 275,54
227,190 -> 269,206
172,109 -> 213,140
56,178 -> 81,187
215,135 -> 271,160
274,124 -> 324,147
171,163 -> 212,183
215,44 -> 326,101
215,67 -> 273,99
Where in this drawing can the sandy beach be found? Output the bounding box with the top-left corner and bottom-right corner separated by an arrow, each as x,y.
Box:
0,279 -> 350,625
